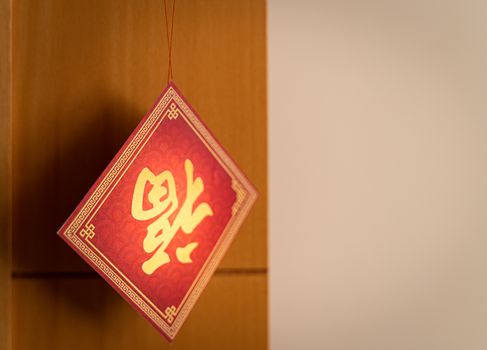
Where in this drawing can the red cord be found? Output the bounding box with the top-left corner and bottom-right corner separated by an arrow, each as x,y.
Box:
164,0 -> 176,84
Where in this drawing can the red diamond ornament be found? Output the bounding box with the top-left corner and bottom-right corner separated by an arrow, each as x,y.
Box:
57,83 -> 257,341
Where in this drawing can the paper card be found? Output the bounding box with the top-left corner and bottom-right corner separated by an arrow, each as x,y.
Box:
58,83 -> 257,341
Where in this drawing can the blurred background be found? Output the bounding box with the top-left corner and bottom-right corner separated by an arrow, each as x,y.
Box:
2,0 -> 487,349
269,1 -> 487,349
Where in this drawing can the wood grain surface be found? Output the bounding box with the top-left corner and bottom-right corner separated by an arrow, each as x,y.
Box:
12,0 -> 267,273
6,0 -> 267,349
13,274 -> 267,350
0,0 -> 12,349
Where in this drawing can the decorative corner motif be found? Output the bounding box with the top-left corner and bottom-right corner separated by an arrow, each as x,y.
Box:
80,223 -> 96,240
164,305 -> 177,323
165,102 -> 180,120
231,180 -> 246,216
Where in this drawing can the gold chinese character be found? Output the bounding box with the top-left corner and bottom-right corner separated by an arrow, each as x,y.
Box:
131,159 -> 213,275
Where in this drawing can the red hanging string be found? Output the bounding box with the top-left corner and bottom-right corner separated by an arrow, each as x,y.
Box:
164,0 -> 176,84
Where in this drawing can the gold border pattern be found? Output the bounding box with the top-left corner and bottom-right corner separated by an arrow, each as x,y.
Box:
232,179 -> 246,216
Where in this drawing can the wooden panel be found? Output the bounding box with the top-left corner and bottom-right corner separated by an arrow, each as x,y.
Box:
13,274 -> 267,350
0,0 -> 12,349
10,0 -> 267,347
12,0 -> 267,273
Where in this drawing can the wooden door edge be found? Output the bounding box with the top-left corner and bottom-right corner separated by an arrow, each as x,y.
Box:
0,0 -> 12,349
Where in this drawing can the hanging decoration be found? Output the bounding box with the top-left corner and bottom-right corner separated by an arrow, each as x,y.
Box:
57,0 -> 256,341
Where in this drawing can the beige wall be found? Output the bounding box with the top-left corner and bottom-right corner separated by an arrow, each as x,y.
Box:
269,1 -> 487,349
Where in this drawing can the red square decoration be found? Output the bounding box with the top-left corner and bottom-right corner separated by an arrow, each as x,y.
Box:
57,83 -> 257,341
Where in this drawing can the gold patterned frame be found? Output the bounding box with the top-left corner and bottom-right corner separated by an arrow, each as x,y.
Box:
58,84 -> 257,340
